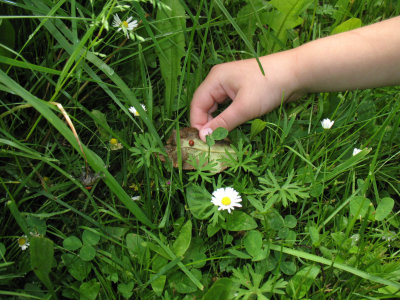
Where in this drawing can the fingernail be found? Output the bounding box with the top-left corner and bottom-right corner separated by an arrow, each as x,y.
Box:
201,128 -> 213,136
200,128 -> 213,141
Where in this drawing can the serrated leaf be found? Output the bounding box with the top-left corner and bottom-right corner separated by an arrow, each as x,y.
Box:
375,197 -> 394,221
163,127 -> 236,173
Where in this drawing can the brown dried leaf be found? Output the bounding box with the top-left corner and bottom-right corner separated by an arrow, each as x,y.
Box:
162,127 -> 235,173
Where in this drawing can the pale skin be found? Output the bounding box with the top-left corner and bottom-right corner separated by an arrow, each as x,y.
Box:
190,16 -> 400,141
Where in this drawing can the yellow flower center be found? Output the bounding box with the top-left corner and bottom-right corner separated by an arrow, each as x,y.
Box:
122,21 -> 129,28
18,237 -> 27,246
221,196 -> 231,206
110,138 -> 118,145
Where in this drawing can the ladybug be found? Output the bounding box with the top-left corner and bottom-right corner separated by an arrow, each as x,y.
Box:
189,140 -> 195,146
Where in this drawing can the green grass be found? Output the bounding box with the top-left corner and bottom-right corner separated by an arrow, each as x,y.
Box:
1,0 -> 400,299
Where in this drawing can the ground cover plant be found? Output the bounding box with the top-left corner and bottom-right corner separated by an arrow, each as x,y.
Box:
1,0 -> 400,299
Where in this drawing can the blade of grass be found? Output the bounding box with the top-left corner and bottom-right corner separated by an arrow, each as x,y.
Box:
0,69 -> 155,228
269,243 -> 400,290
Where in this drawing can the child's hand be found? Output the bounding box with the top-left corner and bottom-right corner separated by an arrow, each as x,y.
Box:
190,51 -> 301,141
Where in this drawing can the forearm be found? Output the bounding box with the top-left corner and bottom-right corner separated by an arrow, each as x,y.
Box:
293,16 -> 400,94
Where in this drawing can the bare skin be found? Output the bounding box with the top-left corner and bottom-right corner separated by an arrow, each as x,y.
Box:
190,16 -> 400,141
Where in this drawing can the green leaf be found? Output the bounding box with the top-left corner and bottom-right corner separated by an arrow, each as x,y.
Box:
280,261 -> 297,275
172,220 -> 192,257
63,236 -> 82,251
126,234 -> 150,265
79,245 -> 96,262
30,237 -> 54,291
79,279 -> 100,300
91,109 -> 112,140
202,278 -> 233,300
284,215 -> 297,229
331,18 -> 362,35
117,281 -> 134,299
375,197 -> 394,221
156,0 -> 186,117
228,248 -> 252,259
350,196 -> 373,218
169,269 -> 202,294
186,185 -> 214,220
212,127 -> 229,140
309,226 -> 320,247
0,19 -> 15,71
82,229 -> 100,246
244,230 -> 263,258
0,242 -> 5,257
222,211 -> 258,231
150,275 -> 166,297
286,265 -> 320,298
62,254 -> 91,281
250,119 -> 267,140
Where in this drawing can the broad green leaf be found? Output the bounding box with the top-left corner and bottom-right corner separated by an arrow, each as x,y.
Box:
0,19 -> 15,71
164,128 -> 236,173
286,265 -> 320,298
117,281 -> 134,299
150,275 -> 166,297
82,229 -> 100,246
172,220 -> 192,257
250,119 -> 267,140
284,215 -> 297,229
126,234 -> 150,265
375,197 -> 394,221
331,18 -> 362,35
156,0 -> 186,117
212,127 -> 229,140
63,236 -> 82,251
186,185 -> 214,220
62,254 -> 91,281
30,237 -> 54,291
222,211 -> 258,231
202,278 -> 234,300
268,0 -> 313,51
79,245 -> 96,262
280,261 -> 297,275
244,230 -> 263,258
350,196 -> 373,219
169,269 -> 202,294
79,279 -> 100,300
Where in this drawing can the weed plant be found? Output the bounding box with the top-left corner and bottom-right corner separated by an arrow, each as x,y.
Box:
1,0 -> 400,299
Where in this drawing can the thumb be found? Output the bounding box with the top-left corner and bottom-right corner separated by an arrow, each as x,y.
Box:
198,98 -> 251,141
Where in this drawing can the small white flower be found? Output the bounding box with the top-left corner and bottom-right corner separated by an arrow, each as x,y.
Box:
131,195 -> 141,201
112,14 -> 138,38
18,235 -> 30,251
352,148 -> 362,156
211,187 -> 242,213
321,118 -> 334,129
129,104 -> 146,116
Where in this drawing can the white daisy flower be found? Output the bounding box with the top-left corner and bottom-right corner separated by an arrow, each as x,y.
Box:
211,187 -> 242,213
112,14 -> 138,38
18,235 -> 30,251
129,104 -> 146,116
321,118 -> 334,129
352,148 -> 362,156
